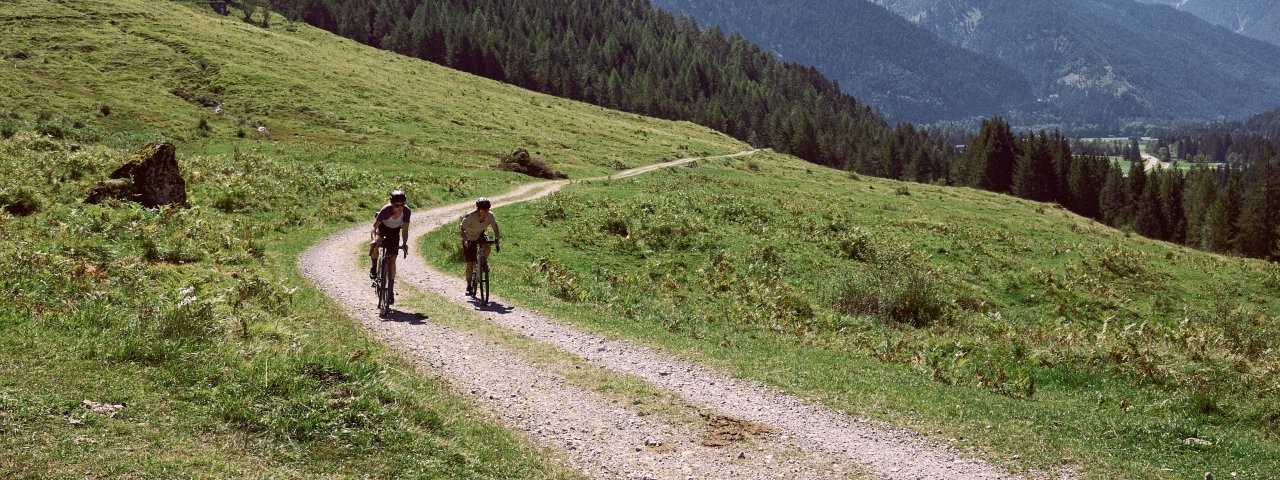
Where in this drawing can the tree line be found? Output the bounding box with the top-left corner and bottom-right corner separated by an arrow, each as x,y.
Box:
956,119 -> 1280,260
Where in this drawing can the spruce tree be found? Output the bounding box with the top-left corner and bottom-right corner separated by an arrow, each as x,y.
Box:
1099,164 -> 1129,227
1135,172 -> 1167,240
1182,168 -> 1218,248
1235,161 -> 1280,259
1203,197 -> 1234,253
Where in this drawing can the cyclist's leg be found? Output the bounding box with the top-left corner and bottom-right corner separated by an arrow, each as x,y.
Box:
480,243 -> 492,269
368,242 -> 378,277
463,239 -> 478,293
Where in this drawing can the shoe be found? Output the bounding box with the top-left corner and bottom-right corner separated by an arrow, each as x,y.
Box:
466,282 -> 474,296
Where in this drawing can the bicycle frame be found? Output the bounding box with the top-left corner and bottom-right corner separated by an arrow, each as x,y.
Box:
375,243 -> 398,317
469,236 -> 494,305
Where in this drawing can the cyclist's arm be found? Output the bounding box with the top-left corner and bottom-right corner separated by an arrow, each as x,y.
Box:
490,213 -> 500,242
371,219 -> 382,242
401,223 -> 410,246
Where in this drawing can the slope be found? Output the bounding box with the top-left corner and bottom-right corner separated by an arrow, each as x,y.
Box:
423,150 -> 1280,478
0,0 -> 745,477
648,0 -> 1035,124
1137,0 -> 1280,47
875,0 -> 1280,127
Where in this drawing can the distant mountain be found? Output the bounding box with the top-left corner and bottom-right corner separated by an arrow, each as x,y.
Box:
874,0 -> 1280,127
647,0 -> 1035,124
1136,0 -> 1280,47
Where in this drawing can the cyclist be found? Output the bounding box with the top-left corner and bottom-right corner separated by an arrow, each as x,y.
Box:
460,197 -> 500,295
369,190 -> 411,303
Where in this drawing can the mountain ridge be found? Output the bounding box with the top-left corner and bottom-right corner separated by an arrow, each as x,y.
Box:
648,0 -> 1035,124
874,0 -> 1280,127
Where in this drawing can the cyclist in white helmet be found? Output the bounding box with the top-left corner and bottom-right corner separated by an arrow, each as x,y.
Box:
460,197 -> 500,295
369,190 -> 410,303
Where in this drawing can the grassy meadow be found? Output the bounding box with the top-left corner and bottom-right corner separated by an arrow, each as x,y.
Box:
0,0 -> 743,476
422,151 -> 1280,478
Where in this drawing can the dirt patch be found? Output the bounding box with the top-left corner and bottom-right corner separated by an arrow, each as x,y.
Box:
701,414 -> 777,447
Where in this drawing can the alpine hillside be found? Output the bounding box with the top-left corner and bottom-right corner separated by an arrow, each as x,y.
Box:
647,0 -> 1036,124
1137,0 -> 1280,47
873,0 -> 1280,128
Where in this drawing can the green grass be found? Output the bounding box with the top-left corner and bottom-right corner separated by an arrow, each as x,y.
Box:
0,0 -> 745,476
422,151 -> 1280,479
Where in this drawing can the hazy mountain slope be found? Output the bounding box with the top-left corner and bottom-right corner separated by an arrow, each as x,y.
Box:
1138,0 -> 1280,47
648,0 -> 1035,124
875,0 -> 1280,126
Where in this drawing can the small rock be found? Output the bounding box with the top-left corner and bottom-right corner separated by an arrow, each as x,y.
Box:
737,451 -> 747,460
644,438 -> 662,447
1184,437 -> 1213,446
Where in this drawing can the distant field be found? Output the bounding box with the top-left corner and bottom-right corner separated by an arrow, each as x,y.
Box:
423,150 -> 1280,478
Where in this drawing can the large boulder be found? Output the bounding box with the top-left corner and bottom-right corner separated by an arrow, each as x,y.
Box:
86,142 -> 189,208
495,147 -> 567,179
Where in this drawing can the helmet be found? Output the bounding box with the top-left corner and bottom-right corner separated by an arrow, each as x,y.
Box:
475,197 -> 492,210
389,190 -> 407,203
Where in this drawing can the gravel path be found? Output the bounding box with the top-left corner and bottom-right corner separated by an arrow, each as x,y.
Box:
299,150 -> 1031,479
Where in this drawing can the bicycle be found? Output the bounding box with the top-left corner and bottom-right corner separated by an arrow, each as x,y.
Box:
468,235 -> 496,306
374,242 -> 406,318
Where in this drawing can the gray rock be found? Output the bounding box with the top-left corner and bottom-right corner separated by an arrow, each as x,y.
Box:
86,142 -> 188,208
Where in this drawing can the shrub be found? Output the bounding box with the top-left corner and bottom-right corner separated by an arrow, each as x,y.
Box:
197,115 -> 211,136
833,250 -> 953,327
1264,262 -> 1280,292
99,104 -> 112,116
532,258 -> 584,301
835,227 -> 875,261
895,185 -> 910,196
0,187 -> 41,216
35,119 -> 66,139
10,50 -> 30,60
1095,244 -> 1147,279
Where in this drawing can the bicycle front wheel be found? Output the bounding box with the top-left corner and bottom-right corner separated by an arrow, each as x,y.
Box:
479,269 -> 490,305
379,255 -> 392,317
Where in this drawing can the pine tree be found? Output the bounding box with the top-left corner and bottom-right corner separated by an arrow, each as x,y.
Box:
1203,197 -> 1234,253
1012,132 -> 1054,201
1182,168 -> 1218,248
1235,161 -> 1280,259
1135,172 -> 1168,240
1160,169 -> 1186,244
1099,164 -> 1129,227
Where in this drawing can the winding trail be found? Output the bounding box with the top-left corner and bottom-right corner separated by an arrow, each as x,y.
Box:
299,150 -> 1028,479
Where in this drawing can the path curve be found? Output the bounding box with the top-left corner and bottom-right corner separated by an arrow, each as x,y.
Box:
300,150 -> 1029,479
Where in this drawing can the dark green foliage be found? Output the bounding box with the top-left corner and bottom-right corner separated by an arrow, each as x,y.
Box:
834,250 -> 953,328
1236,160 -> 1280,259
99,104 -> 112,116
0,186 -> 41,216
956,117 -> 1017,192
1012,132 -> 1056,202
